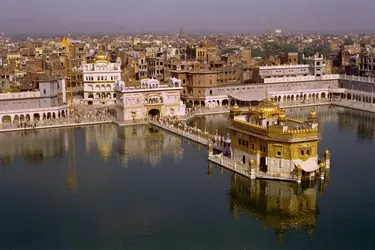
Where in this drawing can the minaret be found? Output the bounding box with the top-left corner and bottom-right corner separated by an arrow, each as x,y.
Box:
179,21 -> 185,39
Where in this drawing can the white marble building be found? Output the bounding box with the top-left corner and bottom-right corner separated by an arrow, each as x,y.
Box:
114,77 -> 186,124
82,51 -> 121,106
0,78 -> 69,124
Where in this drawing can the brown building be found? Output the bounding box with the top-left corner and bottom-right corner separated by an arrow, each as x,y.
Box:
210,61 -> 241,85
261,55 -> 281,66
280,52 -> 298,65
171,68 -> 218,106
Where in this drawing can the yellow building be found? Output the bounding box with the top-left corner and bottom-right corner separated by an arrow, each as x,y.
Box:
229,97 -> 330,182
133,38 -> 141,46
196,47 -> 206,62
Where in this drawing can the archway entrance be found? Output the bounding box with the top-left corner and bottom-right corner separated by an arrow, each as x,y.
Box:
148,109 -> 160,118
2,115 -> 11,124
259,157 -> 268,173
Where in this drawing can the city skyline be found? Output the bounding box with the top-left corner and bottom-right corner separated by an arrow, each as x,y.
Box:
0,0 -> 374,35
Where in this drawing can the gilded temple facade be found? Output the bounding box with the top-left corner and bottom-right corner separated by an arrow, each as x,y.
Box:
228,96 -> 330,182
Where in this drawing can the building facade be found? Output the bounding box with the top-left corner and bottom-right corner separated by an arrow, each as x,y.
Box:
114,77 -> 186,124
82,51 -> 122,105
359,45 -> 375,77
0,78 -> 68,124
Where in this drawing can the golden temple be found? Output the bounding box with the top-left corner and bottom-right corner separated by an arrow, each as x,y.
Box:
228,96 -> 330,182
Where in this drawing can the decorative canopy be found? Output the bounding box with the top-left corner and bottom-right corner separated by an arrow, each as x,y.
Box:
249,97 -> 285,119
95,50 -> 109,62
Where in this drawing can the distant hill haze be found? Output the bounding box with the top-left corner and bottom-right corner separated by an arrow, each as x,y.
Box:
0,0 -> 374,36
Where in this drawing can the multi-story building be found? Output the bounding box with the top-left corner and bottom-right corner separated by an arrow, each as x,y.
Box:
0,78 -> 68,124
147,57 -> 164,80
359,45 -> 375,77
82,51 -> 122,105
114,77 -> 185,124
280,52 -> 298,65
302,53 -> 326,76
137,57 -> 148,80
253,53 -> 326,83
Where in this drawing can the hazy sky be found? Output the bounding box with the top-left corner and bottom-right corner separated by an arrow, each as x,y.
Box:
0,0 -> 374,35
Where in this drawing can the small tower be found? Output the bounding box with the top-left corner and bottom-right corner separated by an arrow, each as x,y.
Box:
208,141 -> 213,156
230,102 -> 240,118
307,110 -> 319,128
324,149 -> 330,169
277,111 -> 287,126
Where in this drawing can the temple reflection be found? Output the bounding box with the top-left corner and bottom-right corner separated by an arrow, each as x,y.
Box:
0,129 -> 68,165
116,125 -> 184,166
229,175 -> 323,241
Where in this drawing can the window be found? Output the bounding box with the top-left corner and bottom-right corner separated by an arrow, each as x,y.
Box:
300,150 -> 305,155
43,89 -> 46,95
238,138 -> 241,145
306,150 -> 310,155
246,141 -> 249,147
252,144 -> 255,150
277,151 -> 281,156
209,90 -> 212,95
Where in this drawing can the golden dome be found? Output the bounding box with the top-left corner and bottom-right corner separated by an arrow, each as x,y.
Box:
95,50 -> 109,62
250,98 -> 282,118
232,104 -> 239,110
325,149 -> 330,155
309,110 -> 317,117
278,113 -> 286,121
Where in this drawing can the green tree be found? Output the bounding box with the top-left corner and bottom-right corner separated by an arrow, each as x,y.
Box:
303,45 -> 331,57
251,47 -> 265,57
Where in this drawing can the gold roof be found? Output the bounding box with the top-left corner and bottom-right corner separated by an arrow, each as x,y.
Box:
309,110 -> 317,118
232,104 -> 240,111
250,97 -> 283,119
95,50 -> 109,62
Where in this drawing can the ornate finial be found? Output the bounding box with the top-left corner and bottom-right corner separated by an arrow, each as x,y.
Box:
265,88 -> 268,100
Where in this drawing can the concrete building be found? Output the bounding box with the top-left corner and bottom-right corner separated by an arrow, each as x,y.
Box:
0,78 -> 68,124
280,52 -> 298,65
253,54 -> 326,83
302,53 -> 326,76
147,57 -> 164,80
114,77 -> 185,124
82,51 -> 122,105
359,45 -> 375,77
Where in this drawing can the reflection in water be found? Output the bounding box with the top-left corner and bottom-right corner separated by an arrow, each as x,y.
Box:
116,125 -> 184,167
188,114 -> 230,135
67,128 -> 77,191
337,109 -> 375,141
0,129 -> 68,165
84,124 -> 117,162
229,174 -> 320,241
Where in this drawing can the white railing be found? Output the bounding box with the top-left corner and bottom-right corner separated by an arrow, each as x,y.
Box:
260,64 -> 310,69
208,155 -> 250,178
263,75 -> 316,83
322,74 -> 340,80
0,91 -> 40,100
340,75 -> 375,84
149,120 -> 227,151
